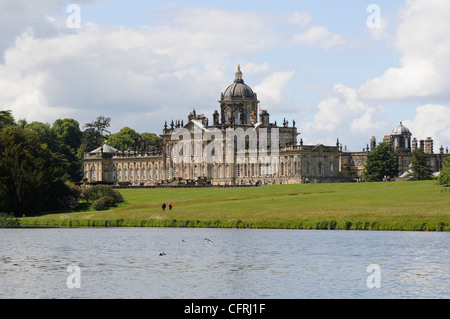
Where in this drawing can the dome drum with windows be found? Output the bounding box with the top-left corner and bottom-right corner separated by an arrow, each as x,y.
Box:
219,65 -> 260,126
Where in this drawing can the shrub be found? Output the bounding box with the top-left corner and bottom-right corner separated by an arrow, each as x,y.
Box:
56,196 -> 80,210
92,196 -> 117,211
436,221 -> 446,232
69,184 -> 85,198
329,220 -> 337,230
315,221 -> 329,230
344,221 -> 353,230
83,185 -> 124,204
0,213 -> 20,228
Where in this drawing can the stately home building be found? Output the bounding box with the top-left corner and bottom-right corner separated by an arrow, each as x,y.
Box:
84,66 -> 346,186
340,123 -> 449,179
83,66 -> 448,186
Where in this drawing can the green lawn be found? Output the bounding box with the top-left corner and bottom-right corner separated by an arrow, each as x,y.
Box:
20,180 -> 450,231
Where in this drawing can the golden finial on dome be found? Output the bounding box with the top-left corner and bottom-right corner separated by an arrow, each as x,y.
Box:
235,64 -> 243,81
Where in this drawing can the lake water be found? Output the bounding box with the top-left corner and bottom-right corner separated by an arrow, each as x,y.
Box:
0,228 -> 449,299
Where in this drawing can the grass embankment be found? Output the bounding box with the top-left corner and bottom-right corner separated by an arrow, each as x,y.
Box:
20,181 -> 450,231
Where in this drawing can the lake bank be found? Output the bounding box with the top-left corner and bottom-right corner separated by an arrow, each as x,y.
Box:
17,181 -> 450,231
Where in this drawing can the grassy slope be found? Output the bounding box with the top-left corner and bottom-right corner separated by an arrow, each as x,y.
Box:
20,181 -> 450,231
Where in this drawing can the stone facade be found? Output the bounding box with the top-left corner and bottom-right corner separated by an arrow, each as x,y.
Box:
84,66 -> 348,186
83,67 -> 449,186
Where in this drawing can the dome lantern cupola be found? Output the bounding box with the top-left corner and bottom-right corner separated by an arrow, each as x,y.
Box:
219,65 -> 260,125
222,65 -> 256,100
391,122 -> 412,153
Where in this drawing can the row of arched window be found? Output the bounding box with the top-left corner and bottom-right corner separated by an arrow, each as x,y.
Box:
86,158 -> 336,182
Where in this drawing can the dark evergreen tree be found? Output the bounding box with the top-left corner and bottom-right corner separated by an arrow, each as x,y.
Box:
0,126 -> 70,216
363,142 -> 398,182
407,147 -> 433,180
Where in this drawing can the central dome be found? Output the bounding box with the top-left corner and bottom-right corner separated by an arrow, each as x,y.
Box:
222,65 -> 255,100
391,122 -> 412,136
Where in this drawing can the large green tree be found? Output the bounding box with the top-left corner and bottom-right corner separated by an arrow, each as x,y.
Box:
108,127 -> 141,151
0,126 -> 71,216
0,110 -> 16,128
52,119 -> 83,181
438,157 -> 450,187
23,119 -> 83,182
108,128 -> 159,151
52,119 -> 82,150
407,147 -> 433,180
363,142 -> 399,182
80,116 -> 111,154
24,121 -> 60,152
140,132 -> 159,145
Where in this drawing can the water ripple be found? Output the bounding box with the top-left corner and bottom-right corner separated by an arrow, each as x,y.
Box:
0,228 -> 449,298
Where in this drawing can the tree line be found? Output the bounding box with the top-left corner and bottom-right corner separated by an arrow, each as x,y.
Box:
0,110 -> 157,216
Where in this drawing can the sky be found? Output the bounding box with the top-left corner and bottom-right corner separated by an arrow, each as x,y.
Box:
1,0 -> 450,152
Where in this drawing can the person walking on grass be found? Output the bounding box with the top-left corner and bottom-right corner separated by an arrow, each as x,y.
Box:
168,202 -> 172,211
162,202 -> 166,211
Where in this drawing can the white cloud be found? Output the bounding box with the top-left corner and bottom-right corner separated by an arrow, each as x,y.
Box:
286,11 -> 312,26
0,0 -> 95,60
301,84 -> 450,151
241,62 -> 270,74
293,26 -> 345,50
0,4 -> 330,134
358,0 -> 450,102
0,6 -> 286,132
301,84 -> 392,150
253,70 -> 296,110
403,104 -> 450,150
